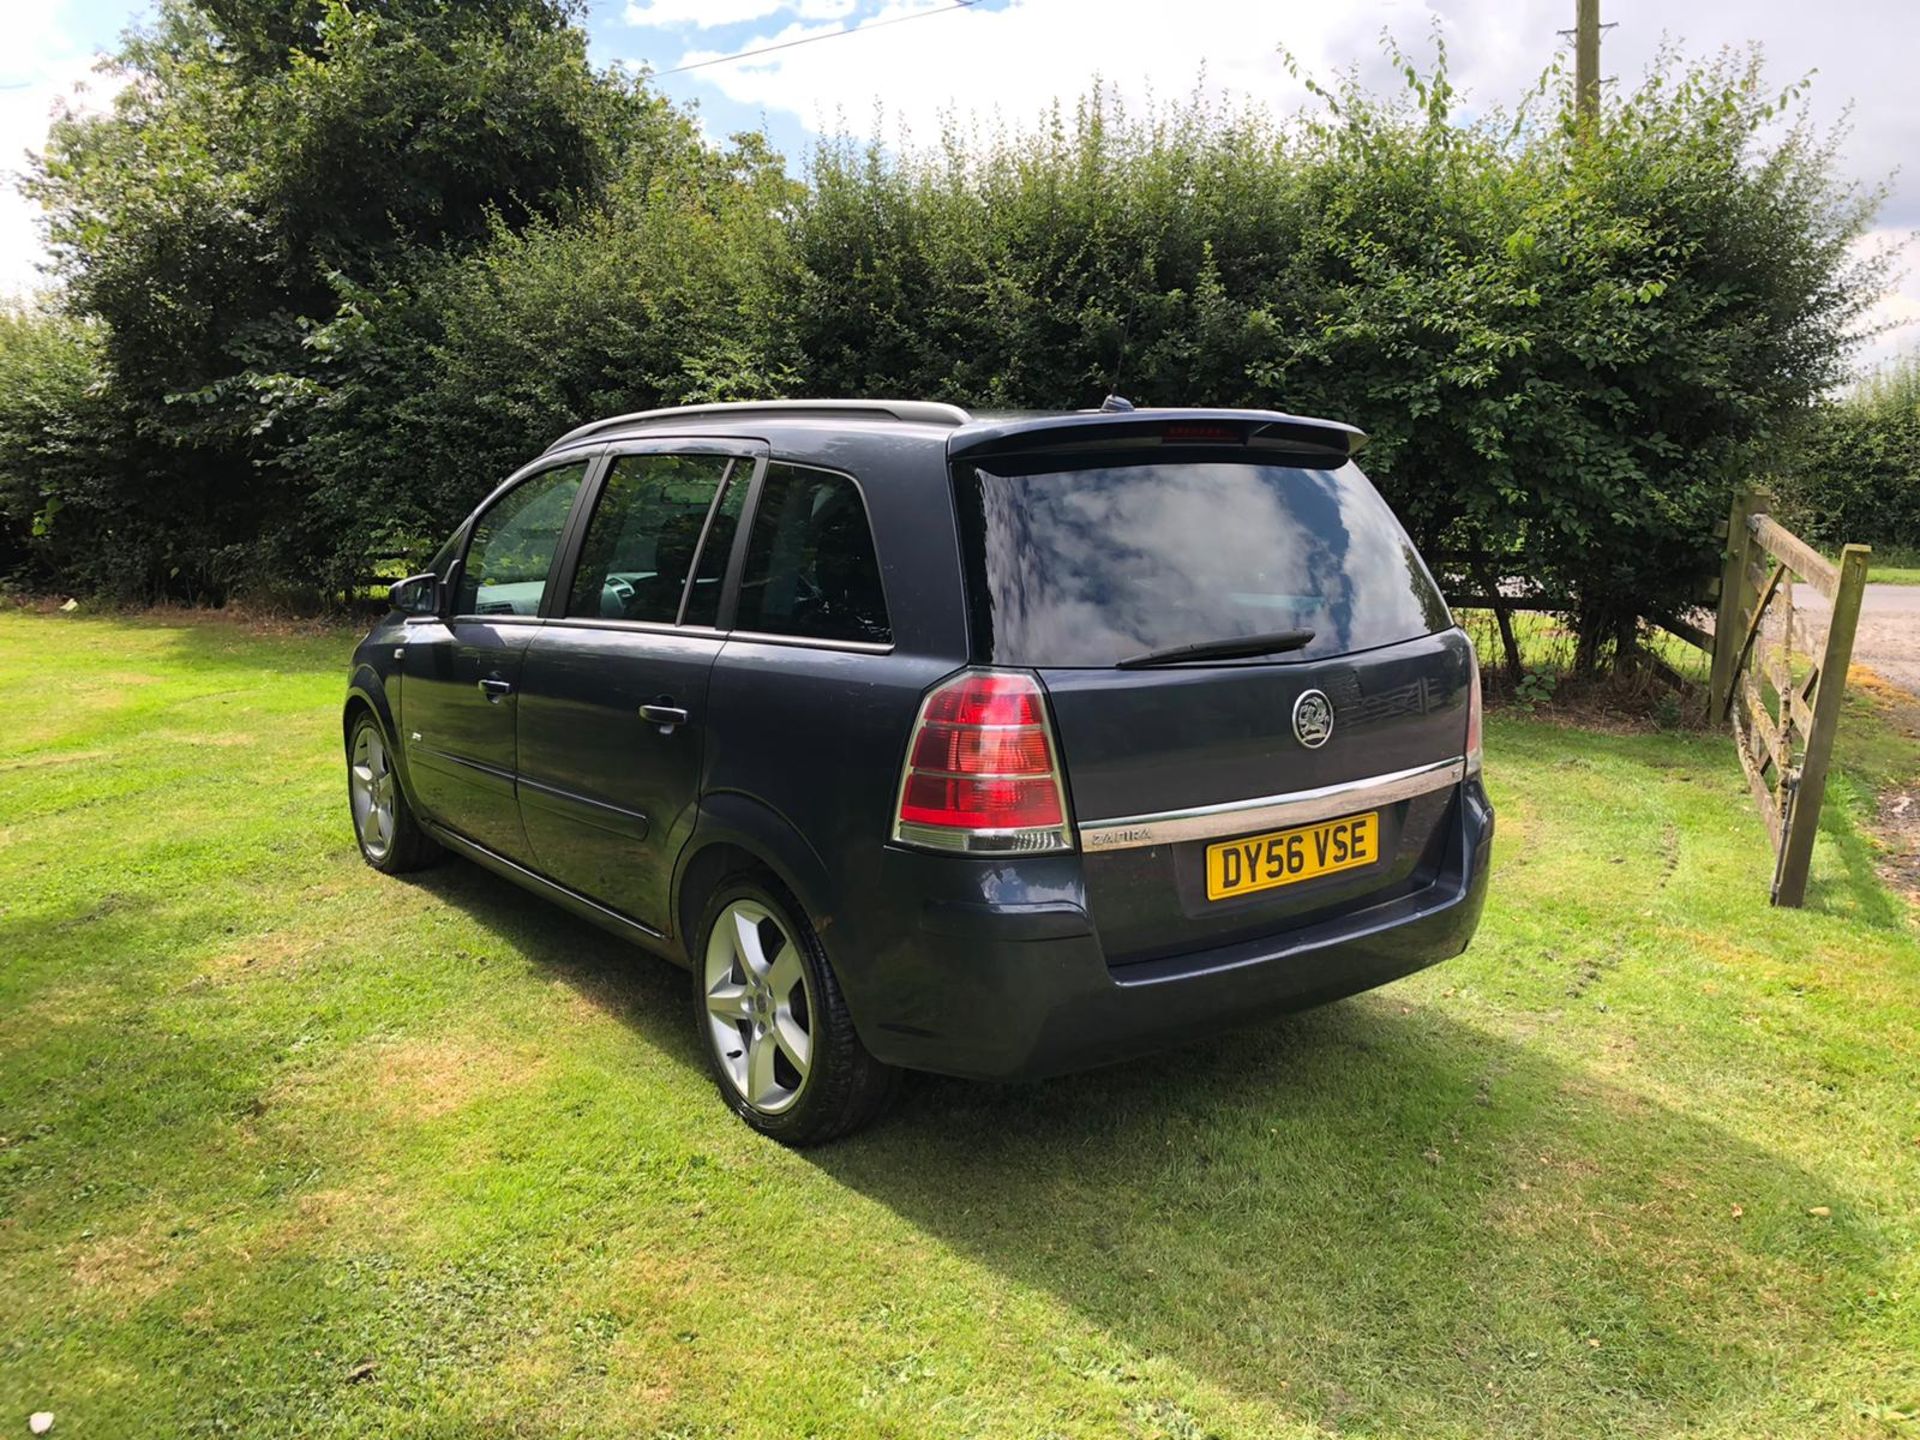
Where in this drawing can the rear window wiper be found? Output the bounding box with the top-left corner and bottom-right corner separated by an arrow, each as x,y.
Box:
1115,629 -> 1316,669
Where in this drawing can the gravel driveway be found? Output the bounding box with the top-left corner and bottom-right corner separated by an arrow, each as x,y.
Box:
1795,583 -> 1920,696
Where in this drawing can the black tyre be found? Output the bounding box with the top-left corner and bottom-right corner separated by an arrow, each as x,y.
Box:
692,875 -> 896,1145
346,711 -> 441,875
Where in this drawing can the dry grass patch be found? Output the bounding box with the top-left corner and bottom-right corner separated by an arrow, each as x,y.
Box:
364,1034 -> 549,1123
241,1181 -> 415,1265
65,1219 -> 183,1316
201,927 -> 328,980
260,1032 -> 552,1143
10,977 -> 122,1029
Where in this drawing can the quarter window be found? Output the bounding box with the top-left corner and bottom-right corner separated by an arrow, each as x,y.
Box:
567,454 -> 734,622
681,466 -> 748,628
454,461 -> 588,617
735,464 -> 891,645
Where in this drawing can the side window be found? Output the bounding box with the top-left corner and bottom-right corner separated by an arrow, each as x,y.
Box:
735,464 -> 891,645
566,453 -> 733,622
455,462 -> 587,617
681,466 -> 748,628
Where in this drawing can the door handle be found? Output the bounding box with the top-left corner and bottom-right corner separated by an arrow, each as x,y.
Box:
639,702 -> 689,732
477,676 -> 514,702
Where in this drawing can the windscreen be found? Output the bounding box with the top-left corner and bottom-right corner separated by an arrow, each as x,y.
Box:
956,457 -> 1451,667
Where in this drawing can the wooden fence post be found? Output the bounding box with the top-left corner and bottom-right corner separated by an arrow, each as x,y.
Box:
1771,544 -> 1871,907
1708,488 -> 1756,721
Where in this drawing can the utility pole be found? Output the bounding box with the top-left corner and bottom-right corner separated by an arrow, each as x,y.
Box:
1574,0 -> 1601,126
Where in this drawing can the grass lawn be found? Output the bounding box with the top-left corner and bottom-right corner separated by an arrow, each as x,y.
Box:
3,610 -> 1918,1439
1866,546 -> 1920,586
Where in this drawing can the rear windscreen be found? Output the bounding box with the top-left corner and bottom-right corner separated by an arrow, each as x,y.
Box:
955,458 -> 1451,667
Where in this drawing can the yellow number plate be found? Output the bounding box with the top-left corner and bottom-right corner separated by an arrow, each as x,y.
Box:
1205,811 -> 1380,901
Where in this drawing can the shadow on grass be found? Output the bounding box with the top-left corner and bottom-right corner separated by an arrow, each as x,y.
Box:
399,858 -> 701,1062
1803,779 -> 1910,930
113,610 -> 363,678
403,854 -> 1879,1436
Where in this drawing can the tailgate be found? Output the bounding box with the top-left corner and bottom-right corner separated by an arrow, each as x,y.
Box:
1046,632 -> 1471,964
949,427 -> 1470,966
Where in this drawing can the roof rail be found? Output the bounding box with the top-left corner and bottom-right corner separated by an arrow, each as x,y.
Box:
547,399 -> 972,451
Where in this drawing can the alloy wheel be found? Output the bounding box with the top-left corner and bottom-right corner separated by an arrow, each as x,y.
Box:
349,722 -> 397,862
702,899 -> 815,1115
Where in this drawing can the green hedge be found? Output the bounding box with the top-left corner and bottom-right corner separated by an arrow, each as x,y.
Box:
0,4 -> 1892,669
1773,359 -> 1920,552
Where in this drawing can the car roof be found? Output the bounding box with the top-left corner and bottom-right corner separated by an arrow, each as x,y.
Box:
538,399 -> 1367,473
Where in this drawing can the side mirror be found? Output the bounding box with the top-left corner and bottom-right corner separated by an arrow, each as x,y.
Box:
389,572 -> 440,616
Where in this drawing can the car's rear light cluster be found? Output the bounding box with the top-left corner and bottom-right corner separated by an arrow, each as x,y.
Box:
892,669 -> 1074,854
1465,640 -> 1484,776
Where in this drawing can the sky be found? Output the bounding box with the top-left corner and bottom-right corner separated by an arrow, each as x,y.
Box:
2,0 -> 1915,374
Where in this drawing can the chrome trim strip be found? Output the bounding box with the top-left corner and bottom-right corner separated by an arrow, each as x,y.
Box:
523,618 -> 889,653
540,615 -> 724,638
892,820 -> 1073,854
728,629 -> 894,655
1076,757 -> 1466,853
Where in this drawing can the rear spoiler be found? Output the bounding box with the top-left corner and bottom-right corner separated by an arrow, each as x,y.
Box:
947,408 -> 1367,465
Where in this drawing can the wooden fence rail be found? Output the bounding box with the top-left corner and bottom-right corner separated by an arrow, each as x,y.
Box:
1439,495 -> 1871,907
1707,489 -> 1869,907
1429,558 -> 1713,690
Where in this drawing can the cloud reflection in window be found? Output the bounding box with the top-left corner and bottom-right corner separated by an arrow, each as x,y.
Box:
969,461 -> 1445,667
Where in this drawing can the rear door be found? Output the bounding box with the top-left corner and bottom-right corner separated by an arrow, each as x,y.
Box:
401,457 -> 591,859
950,431 -> 1472,966
513,443 -> 758,932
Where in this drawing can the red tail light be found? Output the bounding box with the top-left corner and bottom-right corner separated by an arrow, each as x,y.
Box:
1465,640 -> 1484,775
893,670 -> 1074,854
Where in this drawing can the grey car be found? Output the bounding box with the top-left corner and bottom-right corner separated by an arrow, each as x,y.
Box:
343,400 -> 1493,1143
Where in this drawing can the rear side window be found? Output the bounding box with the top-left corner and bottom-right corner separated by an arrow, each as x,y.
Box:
735,463 -> 891,645
567,453 -> 733,622
955,458 -> 1449,667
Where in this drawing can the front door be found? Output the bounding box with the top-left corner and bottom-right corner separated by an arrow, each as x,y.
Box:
401,458 -> 591,859
516,447 -> 753,932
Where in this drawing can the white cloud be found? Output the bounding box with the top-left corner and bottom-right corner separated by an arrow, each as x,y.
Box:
0,4 -> 120,305
624,0 -> 854,30
656,0 -> 1337,142
626,0 -> 785,26
1853,227 -> 1920,374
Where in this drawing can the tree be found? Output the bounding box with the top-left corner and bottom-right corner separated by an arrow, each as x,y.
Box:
279,130 -> 799,589
0,307 -> 132,591
24,0 -> 658,601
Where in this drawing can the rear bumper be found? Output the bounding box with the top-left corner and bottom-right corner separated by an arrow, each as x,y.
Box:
850,777 -> 1493,1081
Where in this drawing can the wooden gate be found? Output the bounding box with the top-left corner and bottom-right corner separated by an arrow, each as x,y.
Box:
1707,489 -> 1870,906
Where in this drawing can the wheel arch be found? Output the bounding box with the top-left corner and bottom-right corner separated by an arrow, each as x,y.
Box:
343,673 -> 421,806
343,668 -> 395,747
673,793 -> 839,976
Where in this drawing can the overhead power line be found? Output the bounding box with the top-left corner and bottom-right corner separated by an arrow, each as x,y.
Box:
653,0 -> 982,77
